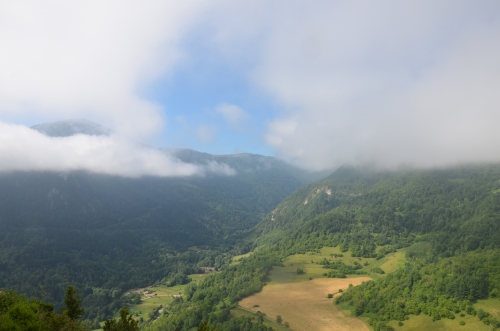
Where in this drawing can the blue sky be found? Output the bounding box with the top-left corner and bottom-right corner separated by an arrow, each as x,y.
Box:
1,1 -> 500,176
145,47 -> 277,156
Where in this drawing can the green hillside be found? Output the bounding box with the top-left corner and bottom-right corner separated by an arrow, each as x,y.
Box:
144,164 -> 500,331
0,152 -> 321,327
3,163 -> 500,330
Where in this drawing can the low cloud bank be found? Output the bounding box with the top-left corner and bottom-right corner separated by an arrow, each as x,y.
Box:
0,122 -> 235,177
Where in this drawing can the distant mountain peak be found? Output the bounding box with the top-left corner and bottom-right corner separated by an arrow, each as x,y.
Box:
31,119 -> 112,137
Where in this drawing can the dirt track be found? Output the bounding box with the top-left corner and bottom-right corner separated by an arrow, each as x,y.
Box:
239,277 -> 371,331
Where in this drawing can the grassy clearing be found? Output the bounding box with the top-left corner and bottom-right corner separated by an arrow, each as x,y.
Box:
231,251 -> 254,265
231,307 -> 289,331
239,278 -> 371,331
267,246 -> 406,285
377,249 -> 407,274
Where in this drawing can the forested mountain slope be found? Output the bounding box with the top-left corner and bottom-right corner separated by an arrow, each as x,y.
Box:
254,164 -> 500,256
0,120 -> 325,326
140,164 -> 500,331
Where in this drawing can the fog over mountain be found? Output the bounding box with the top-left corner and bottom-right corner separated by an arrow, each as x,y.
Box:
2,2 -> 499,171
31,119 -> 113,137
0,120 -> 234,177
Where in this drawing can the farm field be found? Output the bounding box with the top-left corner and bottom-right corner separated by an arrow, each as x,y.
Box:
237,246 -> 413,331
239,277 -> 371,331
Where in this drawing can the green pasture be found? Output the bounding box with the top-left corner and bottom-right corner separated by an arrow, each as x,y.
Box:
267,246 -> 408,285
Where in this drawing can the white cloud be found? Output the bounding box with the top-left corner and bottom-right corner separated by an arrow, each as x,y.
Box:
0,0 -> 209,138
0,122 -> 235,177
241,0 -> 500,170
215,103 -> 250,130
2,0 -> 500,172
190,0 -> 500,170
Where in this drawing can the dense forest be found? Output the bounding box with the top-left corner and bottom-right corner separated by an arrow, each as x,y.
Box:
0,151 -> 322,327
3,162 -> 500,330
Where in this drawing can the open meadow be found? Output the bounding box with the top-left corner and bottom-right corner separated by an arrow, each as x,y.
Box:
237,246 -> 399,331
239,277 -> 371,331
267,246 -> 406,285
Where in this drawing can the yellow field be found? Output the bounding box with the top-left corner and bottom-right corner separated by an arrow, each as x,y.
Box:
239,277 -> 371,331
235,246 -> 415,331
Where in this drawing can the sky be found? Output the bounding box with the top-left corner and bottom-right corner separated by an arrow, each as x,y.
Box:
1,0 -> 500,176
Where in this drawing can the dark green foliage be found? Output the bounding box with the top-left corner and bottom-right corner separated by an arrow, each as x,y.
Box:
63,285 -> 85,320
249,164 -> 500,327
370,267 -> 385,274
296,267 -> 304,275
143,164 -> 500,330
7,161 -> 500,329
255,164 -> 500,258
321,260 -> 365,277
276,315 -> 282,324
103,307 -> 138,331
197,320 -> 216,331
0,289 -> 89,331
0,159 -> 316,322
